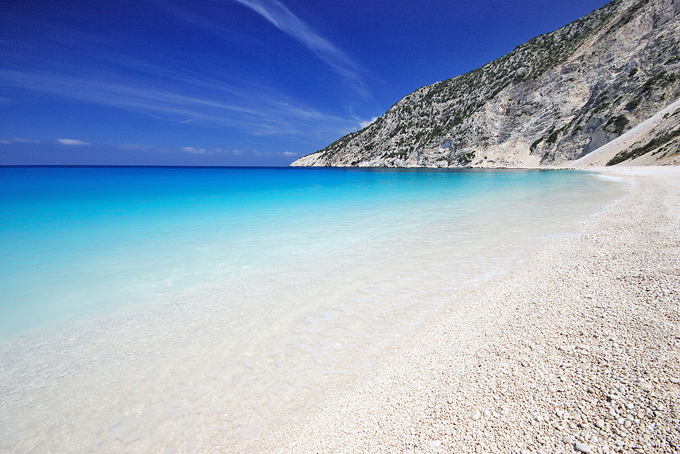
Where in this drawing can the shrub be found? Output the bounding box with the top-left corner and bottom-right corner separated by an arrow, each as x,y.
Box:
606,115 -> 629,134
459,151 -> 475,165
531,137 -> 544,151
607,128 -> 680,165
625,97 -> 641,111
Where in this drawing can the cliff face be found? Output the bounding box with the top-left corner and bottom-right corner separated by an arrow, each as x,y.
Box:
292,0 -> 680,168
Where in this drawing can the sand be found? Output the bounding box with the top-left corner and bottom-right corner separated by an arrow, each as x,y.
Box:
243,166 -> 680,454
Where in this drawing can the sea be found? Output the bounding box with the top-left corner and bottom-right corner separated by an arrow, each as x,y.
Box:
0,166 -> 628,452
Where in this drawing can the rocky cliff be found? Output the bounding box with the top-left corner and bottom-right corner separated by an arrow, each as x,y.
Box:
291,0 -> 680,168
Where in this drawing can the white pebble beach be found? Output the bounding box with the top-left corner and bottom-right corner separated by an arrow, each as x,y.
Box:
241,166 -> 680,454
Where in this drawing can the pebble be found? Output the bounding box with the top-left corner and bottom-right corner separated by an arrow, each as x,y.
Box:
575,442 -> 593,453
562,435 -> 574,444
471,410 -> 481,421
595,419 -> 605,429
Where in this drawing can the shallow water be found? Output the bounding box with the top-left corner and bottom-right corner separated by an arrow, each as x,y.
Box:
0,167 -> 627,452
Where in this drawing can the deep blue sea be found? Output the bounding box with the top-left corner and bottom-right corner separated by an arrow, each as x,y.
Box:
0,166 -> 627,452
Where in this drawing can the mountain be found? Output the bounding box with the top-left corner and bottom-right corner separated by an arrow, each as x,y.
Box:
291,0 -> 680,168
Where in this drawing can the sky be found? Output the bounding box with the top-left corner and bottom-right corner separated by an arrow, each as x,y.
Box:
0,0 -> 612,166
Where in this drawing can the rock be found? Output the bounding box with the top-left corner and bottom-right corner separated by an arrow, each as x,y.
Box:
595,419 -> 605,429
574,442 -> 593,453
471,410 -> 481,421
562,435 -> 574,444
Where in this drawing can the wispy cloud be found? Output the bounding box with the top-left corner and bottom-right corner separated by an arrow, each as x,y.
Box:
179,145 -> 291,157
174,144 -> 299,161
58,138 -> 90,145
0,137 -> 43,144
0,3 -> 370,156
121,142 -> 288,158
155,0 -> 368,97
0,69 -> 356,139
11,138 -> 42,144
231,0 -> 365,91
0,138 -> 300,165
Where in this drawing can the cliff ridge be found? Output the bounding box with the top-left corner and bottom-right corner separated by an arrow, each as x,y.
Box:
292,0 -> 680,168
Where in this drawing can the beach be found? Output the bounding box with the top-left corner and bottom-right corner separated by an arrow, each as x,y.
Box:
247,167 -> 680,454
3,168 -> 629,453
1,167 -> 677,453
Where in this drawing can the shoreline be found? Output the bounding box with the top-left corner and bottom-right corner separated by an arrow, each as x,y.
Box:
3,168 -> 625,453
246,166 -> 680,453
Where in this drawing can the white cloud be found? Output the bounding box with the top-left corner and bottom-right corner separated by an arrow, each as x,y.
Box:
359,116 -> 378,129
182,146 -> 207,154
58,138 -> 90,146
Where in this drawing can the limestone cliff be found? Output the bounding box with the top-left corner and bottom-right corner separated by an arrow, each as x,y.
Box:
291,0 -> 680,168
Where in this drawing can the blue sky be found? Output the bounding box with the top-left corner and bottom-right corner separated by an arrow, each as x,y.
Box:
0,0 -> 610,166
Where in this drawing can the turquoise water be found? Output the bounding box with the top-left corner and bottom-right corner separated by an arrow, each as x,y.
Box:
0,166 -> 623,337
0,166 -> 627,452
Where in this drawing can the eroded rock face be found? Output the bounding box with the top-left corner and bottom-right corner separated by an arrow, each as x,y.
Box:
292,0 -> 680,168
